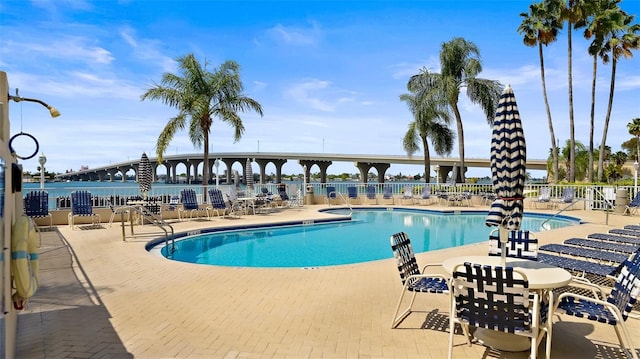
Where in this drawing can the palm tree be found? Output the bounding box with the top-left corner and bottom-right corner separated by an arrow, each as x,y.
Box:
408,38 -> 502,183
400,73 -> 455,183
576,0 -> 615,182
627,117 -> 640,161
518,0 -> 563,183
560,0 -> 589,182
596,12 -> 640,181
141,54 -> 263,200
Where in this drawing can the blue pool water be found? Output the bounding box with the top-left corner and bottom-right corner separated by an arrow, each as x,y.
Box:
158,209 -> 581,268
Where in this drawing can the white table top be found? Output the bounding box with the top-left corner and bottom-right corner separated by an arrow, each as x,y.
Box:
442,255 -> 572,290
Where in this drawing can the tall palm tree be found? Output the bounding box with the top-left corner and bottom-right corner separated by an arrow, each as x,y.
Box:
627,117 -> 640,161
596,13 -> 640,181
400,73 -> 455,183
408,38 -> 502,183
518,0 -> 563,183
560,0 -> 589,182
141,53 -> 263,200
576,0 -> 614,182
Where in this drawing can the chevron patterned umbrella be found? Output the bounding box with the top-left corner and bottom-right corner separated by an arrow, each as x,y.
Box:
138,152 -> 153,198
486,85 -> 526,232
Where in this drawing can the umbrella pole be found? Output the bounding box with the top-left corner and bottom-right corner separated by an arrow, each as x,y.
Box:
499,226 -> 508,267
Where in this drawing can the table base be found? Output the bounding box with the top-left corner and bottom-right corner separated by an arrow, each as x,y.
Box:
474,328 -> 530,352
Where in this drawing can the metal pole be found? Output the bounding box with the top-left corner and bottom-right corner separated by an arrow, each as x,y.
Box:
39,152 -> 46,190
215,159 -> 220,188
634,161 -> 638,196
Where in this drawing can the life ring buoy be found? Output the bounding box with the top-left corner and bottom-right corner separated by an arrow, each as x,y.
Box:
11,215 -> 39,310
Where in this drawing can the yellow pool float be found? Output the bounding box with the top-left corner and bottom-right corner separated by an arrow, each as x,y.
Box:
11,214 -> 39,310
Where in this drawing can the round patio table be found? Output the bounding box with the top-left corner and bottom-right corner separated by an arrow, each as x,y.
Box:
442,255 -> 572,352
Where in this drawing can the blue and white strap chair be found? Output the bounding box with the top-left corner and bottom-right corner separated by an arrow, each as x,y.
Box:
365,185 -> 377,205
448,262 -> 552,359
623,192 -> 640,216
553,252 -> 640,359
488,229 -> 539,260
24,190 -> 52,228
346,186 -> 359,205
382,185 -> 394,204
389,232 -> 449,328
325,186 -> 337,205
178,189 -> 210,221
68,190 -> 101,229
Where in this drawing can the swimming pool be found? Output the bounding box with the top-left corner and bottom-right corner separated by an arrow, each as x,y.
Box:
152,208 -> 581,268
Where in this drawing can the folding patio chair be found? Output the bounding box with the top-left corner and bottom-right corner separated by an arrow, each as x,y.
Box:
24,190 -> 52,228
365,185 -> 377,204
346,186 -> 359,205
325,186 -> 337,205
533,187 -> 552,209
178,189 -> 210,220
488,229 -> 538,260
624,192 -> 640,215
382,185 -> 394,204
553,252 -> 640,359
389,232 -> 449,328
448,262 -> 552,359
419,185 -> 434,205
68,190 -> 101,229
400,185 -> 415,205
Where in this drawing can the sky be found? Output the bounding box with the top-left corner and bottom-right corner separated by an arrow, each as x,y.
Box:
1,0 -> 639,180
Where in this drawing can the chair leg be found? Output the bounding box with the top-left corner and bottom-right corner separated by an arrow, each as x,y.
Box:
391,286 -> 415,328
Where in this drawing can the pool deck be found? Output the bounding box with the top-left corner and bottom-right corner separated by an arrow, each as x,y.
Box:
9,203 -> 640,358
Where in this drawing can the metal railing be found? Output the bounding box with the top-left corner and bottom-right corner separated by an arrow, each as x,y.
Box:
119,205 -> 174,253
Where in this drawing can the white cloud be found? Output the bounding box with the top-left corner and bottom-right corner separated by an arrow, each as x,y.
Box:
265,21 -> 322,46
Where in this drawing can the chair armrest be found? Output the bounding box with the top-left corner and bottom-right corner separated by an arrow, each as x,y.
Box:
567,275 -> 608,299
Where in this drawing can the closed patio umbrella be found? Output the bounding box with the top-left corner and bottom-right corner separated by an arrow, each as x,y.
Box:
138,152 -> 153,198
485,85 -> 526,265
245,158 -> 254,192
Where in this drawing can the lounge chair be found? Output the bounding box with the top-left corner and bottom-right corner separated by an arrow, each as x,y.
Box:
610,228 -> 640,238
538,253 -> 620,277
278,190 -> 292,208
563,238 -> 639,254
346,186 -> 359,205
487,229 -> 538,260
325,186 -> 337,205
448,262 -> 551,359
553,187 -> 576,208
108,201 -> 131,227
399,185 -> 415,205
161,195 -> 180,220
539,243 -> 628,264
553,252 -> 640,359
418,186 -> 434,205
178,189 -> 210,220
588,232 -> 640,246
208,188 -> 240,218
68,190 -> 101,229
24,190 -> 52,228
389,232 -> 449,328
623,193 -> 640,215
365,185 -> 377,204
533,187 -> 552,209
381,185 -> 394,204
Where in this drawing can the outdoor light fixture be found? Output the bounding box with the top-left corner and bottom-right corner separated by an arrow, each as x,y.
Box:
38,152 -> 46,189
434,164 -> 440,185
8,90 -> 60,118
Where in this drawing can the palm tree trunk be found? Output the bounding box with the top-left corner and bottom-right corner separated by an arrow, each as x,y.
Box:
538,43 -> 559,183
451,103 -> 465,183
588,55 -> 597,182
203,133 -> 210,202
422,136 -> 431,184
567,13 -> 576,182
598,58 -> 618,181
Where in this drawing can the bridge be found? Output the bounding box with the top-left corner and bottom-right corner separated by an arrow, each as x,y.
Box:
54,152 -> 549,184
